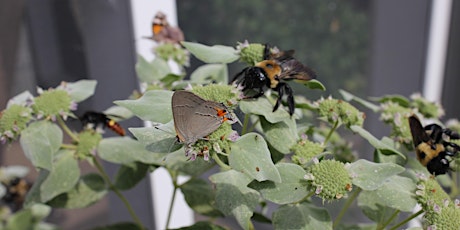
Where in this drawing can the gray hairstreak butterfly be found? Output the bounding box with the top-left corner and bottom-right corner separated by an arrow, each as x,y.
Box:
171,90 -> 234,159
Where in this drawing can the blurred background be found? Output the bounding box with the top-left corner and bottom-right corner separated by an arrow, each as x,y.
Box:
0,0 -> 459,229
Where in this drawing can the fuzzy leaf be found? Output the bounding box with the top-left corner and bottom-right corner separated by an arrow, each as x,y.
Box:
98,137 -> 165,165
40,150 -> 80,202
136,55 -> 171,83
181,178 -> 223,217
20,121 -> 63,170
351,125 -> 405,159
239,97 -> 291,123
181,42 -> 239,63
114,162 -> 150,190
303,79 -> 326,91
339,89 -> 380,112
190,64 -> 228,84
229,133 -> 281,183
358,175 -> 417,220
47,173 -> 107,209
249,163 -> 309,204
64,79 -> 97,102
115,90 -> 173,123
272,202 -> 332,230
129,121 -> 181,153
7,90 -> 34,107
209,170 -> 259,230
347,159 -> 405,190
260,116 -> 297,154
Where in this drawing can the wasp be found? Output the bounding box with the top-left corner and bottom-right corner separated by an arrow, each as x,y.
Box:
80,111 -> 125,136
408,115 -> 460,175
232,44 -> 317,116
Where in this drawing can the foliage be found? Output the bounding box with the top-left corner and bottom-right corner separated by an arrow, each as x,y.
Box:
1,38 -> 459,230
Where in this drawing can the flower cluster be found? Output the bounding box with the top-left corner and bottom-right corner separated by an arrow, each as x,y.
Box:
415,175 -> 460,229
291,138 -> 324,165
304,159 -> 353,201
317,97 -> 365,128
236,41 -> 265,65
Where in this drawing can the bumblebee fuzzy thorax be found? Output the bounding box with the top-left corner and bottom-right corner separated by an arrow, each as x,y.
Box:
255,60 -> 282,88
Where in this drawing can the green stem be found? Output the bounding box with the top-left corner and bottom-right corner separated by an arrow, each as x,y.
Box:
450,172 -> 458,197
324,120 -> 339,145
333,187 -> 361,229
165,171 -> 179,230
57,116 -> 79,142
212,152 -> 232,170
389,209 -> 424,230
93,157 -> 144,230
242,113 -> 250,135
378,210 -> 399,230
61,144 -> 77,149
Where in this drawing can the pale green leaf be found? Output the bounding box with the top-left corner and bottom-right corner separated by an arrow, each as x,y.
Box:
64,79 -> 97,102
339,89 -> 380,112
303,79 -> 326,91
273,202 -> 332,230
239,97 -> 290,123
249,163 -> 309,204
98,137 -> 166,165
190,64 -> 228,84
114,90 -> 173,123
351,125 -> 405,159
40,149 -> 80,202
260,116 -> 298,154
114,162 -> 150,190
181,178 -> 223,217
347,159 -> 405,190
136,55 -> 171,83
20,121 -> 63,170
229,133 -> 281,183
181,42 -> 239,63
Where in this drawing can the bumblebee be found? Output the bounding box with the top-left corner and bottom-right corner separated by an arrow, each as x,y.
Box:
408,115 -> 460,175
80,111 -> 125,136
232,44 -> 317,116
1,177 -> 30,212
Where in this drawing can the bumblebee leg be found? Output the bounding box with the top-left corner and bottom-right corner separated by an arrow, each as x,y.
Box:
272,83 -> 285,113
444,128 -> 460,139
263,44 -> 271,60
285,84 -> 295,116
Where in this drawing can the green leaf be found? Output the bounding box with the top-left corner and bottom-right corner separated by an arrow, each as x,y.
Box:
181,41 -> 239,64
172,221 -> 227,230
6,90 -> 33,107
64,79 -> 97,102
339,89 -> 380,112
20,121 -> 63,170
303,79 -> 326,91
136,55 -> 171,83
347,159 -> 405,190
47,173 -> 107,209
91,222 -> 143,230
358,175 -> 417,222
129,121 -> 181,153
371,94 -> 410,107
260,116 -> 298,154
24,169 -> 49,207
190,64 -> 228,84
249,163 -> 309,204
40,149 -> 80,202
239,97 -> 290,123
181,178 -> 223,217
114,162 -> 150,190
272,202 -> 332,230
229,133 -> 281,183
98,137 -> 165,165
209,170 -> 259,230
115,90 -> 173,123
103,106 -> 134,120
350,125 -> 405,159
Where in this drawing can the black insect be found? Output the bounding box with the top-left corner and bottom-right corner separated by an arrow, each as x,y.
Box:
408,115 -> 460,175
232,44 -> 317,116
80,111 -> 125,136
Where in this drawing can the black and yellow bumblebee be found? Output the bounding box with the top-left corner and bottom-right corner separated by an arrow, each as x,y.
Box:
232,44 -> 317,116
80,111 -> 125,136
1,177 -> 30,212
408,115 -> 460,175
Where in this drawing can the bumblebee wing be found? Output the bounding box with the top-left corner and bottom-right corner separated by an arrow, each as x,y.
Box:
279,59 -> 317,81
409,115 -> 431,147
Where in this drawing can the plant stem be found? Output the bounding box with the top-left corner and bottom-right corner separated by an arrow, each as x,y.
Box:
378,210 -> 399,230
61,144 -> 77,149
324,120 -> 339,145
389,209 -> 424,230
93,157 -> 144,230
333,187 -> 361,229
165,171 -> 179,230
212,152 -> 232,170
57,116 -> 79,141
450,172 -> 458,197
242,113 -> 250,135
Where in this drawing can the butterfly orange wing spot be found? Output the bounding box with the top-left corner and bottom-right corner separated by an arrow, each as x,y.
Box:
215,108 -> 230,122
152,24 -> 164,35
